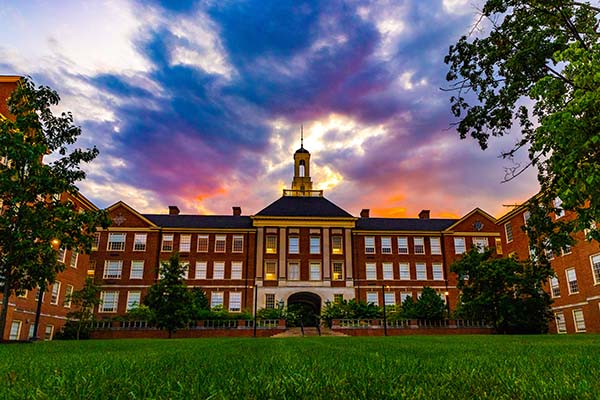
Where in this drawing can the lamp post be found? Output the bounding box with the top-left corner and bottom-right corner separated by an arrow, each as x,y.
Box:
253,285 -> 258,338
444,291 -> 450,317
381,285 -> 387,337
32,238 -> 61,341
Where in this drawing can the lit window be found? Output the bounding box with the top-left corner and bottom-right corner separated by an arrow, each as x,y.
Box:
398,237 -> 409,254
265,293 -> 275,309
381,237 -> 392,254
384,292 -> 395,306
332,236 -> 343,254
382,262 -> 393,280
454,237 -> 466,254
550,277 -> 560,297
70,251 -> 78,268
288,237 -> 299,254
44,325 -> 54,341
126,291 -> 141,311
133,233 -> 147,251
50,281 -> 61,305
365,237 -> 375,254
566,268 -> 578,294
130,261 -> 144,279
414,237 -> 425,254
430,237 -> 441,255
108,233 -> 126,251
211,292 -> 224,308
266,235 -> 277,254
366,292 -> 378,306
555,312 -> 567,333
231,261 -> 243,280
197,235 -> 209,252
64,285 -> 74,308
573,309 -> 586,332
399,263 -> 410,280
179,235 -> 191,252
332,262 -> 344,281
505,222 -> 513,243
265,261 -> 277,280
232,236 -> 244,253
591,254 -> 600,285
416,263 -> 427,280
195,261 -> 207,279
310,263 -> 321,280
554,197 -> 564,219
432,263 -> 444,280
495,238 -> 503,255
366,263 -> 377,280
213,262 -> 225,279
103,260 -> 123,279
100,291 -> 119,313
310,237 -> 320,254
229,292 -> 242,312
9,321 -> 22,340
92,232 -> 100,251
161,234 -> 174,252
473,237 -> 489,253
215,235 -> 226,252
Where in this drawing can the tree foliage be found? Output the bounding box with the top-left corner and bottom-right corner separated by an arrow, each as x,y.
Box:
56,277 -> 102,340
0,77 -> 109,341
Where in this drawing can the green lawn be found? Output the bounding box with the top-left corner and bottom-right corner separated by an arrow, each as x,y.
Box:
1,335 -> 598,399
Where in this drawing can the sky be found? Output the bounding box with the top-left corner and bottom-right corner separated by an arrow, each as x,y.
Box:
0,0 -> 539,219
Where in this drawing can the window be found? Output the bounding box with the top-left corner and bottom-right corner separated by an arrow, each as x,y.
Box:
133,233 -> 147,251
92,232 -> 100,251
366,263 -> 377,280
381,237 -> 392,254
554,197 -> 564,218
550,277 -> 560,298
562,244 -> 572,256
197,235 -> 209,252
44,325 -> 54,340
9,320 -> 22,340
126,291 -> 141,311
473,237 -> 489,253
108,233 -> 126,251
215,235 -> 226,252
232,236 -> 244,253
383,262 -> 394,280
432,263 -> 444,280
399,263 -> 410,280
265,293 -> 275,309
384,292 -> 395,306
310,262 -> 321,280
64,285 -> 74,308
103,260 -> 123,279
454,237 -> 466,254
414,237 -> 425,254
213,262 -> 225,279
265,261 -> 277,280
310,237 -> 320,254
591,254 -> 600,285
430,237 -> 441,255
50,281 -> 61,305
266,235 -> 277,254
130,261 -> 144,279
400,293 -> 412,303
18,290 -> 27,299
70,251 -> 78,268
566,268 -> 579,294
100,291 -> 119,313
573,309 -> 586,332
523,210 -> 531,224
288,237 -> 299,254
57,248 -> 66,263
398,237 -> 409,254
544,240 -> 554,260
495,237 -> 503,255
333,294 -> 344,303
332,236 -> 343,254
555,312 -> 567,333
366,292 -> 379,306
416,263 -> 427,280
365,236 -> 375,254
211,292 -> 224,308
505,222 -> 514,243
181,263 -> 189,279
229,292 -> 241,312
35,287 -> 45,303
195,261 -> 207,279
161,234 -> 174,252
28,325 -> 35,340
231,261 -> 243,280
288,263 -> 300,280
332,262 -> 344,281
179,234 -> 191,252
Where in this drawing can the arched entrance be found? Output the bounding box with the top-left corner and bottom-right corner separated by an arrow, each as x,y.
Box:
287,292 -> 321,327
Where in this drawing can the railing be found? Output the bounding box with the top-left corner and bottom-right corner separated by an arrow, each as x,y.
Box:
202,320 -> 238,329
333,319 -> 491,329
417,319 -> 449,328
456,319 -> 491,328
90,319 -> 283,330
122,320 -> 154,329
282,189 -> 323,197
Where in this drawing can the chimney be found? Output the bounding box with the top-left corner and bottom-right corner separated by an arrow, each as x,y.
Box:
360,209 -> 370,218
232,206 -> 242,216
419,209 -> 430,219
168,206 -> 180,215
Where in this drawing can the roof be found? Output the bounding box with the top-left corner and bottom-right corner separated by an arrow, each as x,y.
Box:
356,217 -> 458,231
255,196 -> 354,218
143,214 -> 253,229
295,147 -> 309,154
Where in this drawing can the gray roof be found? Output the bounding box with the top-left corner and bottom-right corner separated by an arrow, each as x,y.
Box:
356,217 -> 457,231
143,214 -> 253,229
255,196 -> 354,218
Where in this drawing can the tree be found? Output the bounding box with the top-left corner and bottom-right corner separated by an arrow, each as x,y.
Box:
445,1 -> 600,252
0,77 -> 109,341
451,248 -> 552,333
413,287 -> 447,320
62,277 -> 102,340
144,253 -> 193,338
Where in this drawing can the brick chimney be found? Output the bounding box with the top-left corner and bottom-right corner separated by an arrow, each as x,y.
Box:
360,209 -> 370,218
419,209 -> 430,219
232,206 -> 242,216
168,206 -> 180,215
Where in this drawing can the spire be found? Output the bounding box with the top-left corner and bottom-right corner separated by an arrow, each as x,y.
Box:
300,124 -> 304,149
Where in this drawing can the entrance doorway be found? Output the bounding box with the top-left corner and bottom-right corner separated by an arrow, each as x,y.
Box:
287,292 -> 322,327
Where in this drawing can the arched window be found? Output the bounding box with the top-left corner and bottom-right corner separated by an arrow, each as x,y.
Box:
299,160 -> 306,177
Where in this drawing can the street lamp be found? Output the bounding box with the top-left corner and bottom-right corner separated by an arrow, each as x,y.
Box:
444,291 -> 450,317
32,238 -> 61,341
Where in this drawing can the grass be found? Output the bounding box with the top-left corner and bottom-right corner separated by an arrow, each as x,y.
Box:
0,335 -> 598,399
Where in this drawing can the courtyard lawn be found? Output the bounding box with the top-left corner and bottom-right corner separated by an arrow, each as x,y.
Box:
0,335 -> 598,399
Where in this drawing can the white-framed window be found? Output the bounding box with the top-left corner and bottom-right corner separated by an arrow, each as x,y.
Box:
57,248 -> 66,263
64,284 -> 74,308
179,234 -> 191,252
195,261 -> 207,279
332,262 -> 344,281
214,235 -> 226,252
544,239 -> 554,260
554,197 -> 564,218
100,291 -> 119,313
366,292 -> 379,306
161,234 -> 174,252
473,237 -> 489,253
365,236 -> 375,254
288,237 -> 299,254
213,262 -> 225,279
309,262 -> 321,280
28,324 -> 35,340
416,263 -> 427,280
35,287 -> 45,303
266,235 -> 277,254
265,261 -> 277,280
398,237 -> 409,254
288,262 -> 300,280
454,237 -> 466,254
549,277 -> 561,297
366,263 -> 377,280
133,233 -> 147,251
197,235 -> 209,252
130,260 -> 144,279
44,324 -> 54,341
523,210 -> 531,224
310,236 -> 320,254
555,312 -> 567,333
92,232 -> 100,251
70,251 -> 78,268
430,237 -> 441,255
384,292 -> 395,306
126,291 -> 141,311
181,263 -> 189,279
381,237 -> 392,254
591,254 -> 600,285
332,236 -> 343,254
505,222 -> 514,243
108,233 -> 126,251
382,262 -> 394,280
414,237 -> 425,254
399,263 -> 410,280
231,261 -> 243,280
229,292 -> 242,312
400,293 -> 412,303
211,292 -> 224,308
265,293 -> 275,309
573,309 -> 586,332
432,263 -> 444,280
566,268 -> 578,294
50,281 -> 61,305
103,260 -> 123,279
562,244 -> 572,255
18,290 -> 28,299
9,320 -> 22,340
232,235 -> 244,253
